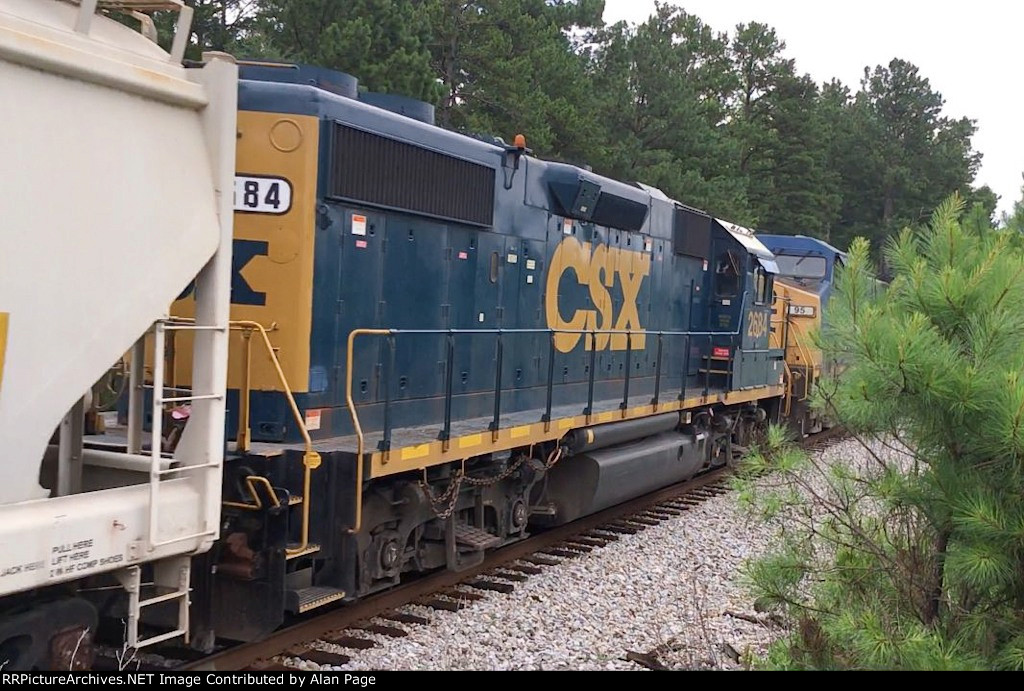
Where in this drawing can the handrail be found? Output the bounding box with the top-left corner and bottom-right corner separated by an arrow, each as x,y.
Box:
782,361 -> 794,417
345,329 -> 390,534
236,329 -> 253,452
228,320 -> 321,557
787,323 -> 815,401
166,317 -> 320,557
770,296 -> 793,416
71,1 -> 194,64
343,312 -> 758,534
223,475 -> 282,511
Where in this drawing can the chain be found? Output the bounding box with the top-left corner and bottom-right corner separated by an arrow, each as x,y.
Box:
419,471 -> 464,520
462,453 -> 529,486
544,445 -> 564,469
420,444 -> 565,518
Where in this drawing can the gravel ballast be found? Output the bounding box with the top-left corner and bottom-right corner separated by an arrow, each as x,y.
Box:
286,438 -> 866,671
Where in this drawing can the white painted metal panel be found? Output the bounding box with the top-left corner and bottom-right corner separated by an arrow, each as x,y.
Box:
0,0 -> 223,504
0,479 -> 206,592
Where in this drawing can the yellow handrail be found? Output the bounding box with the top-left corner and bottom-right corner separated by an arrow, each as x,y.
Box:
223,475 -> 282,511
344,329 -> 390,534
342,322 -> 762,535
228,320 -> 321,557
782,361 -> 794,417
235,329 -> 253,452
788,324 -> 815,401
165,316 -> 320,556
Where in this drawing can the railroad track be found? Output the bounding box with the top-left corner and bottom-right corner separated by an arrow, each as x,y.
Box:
141,427 -> 847,672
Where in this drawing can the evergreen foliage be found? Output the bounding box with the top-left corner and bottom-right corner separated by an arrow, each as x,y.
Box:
737,194 -> 1024,669
255,0 -> 441,101
154,1 -> 989,248
1001,180 -> 1024,234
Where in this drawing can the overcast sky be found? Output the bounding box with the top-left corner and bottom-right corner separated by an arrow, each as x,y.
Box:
604,0 -> 1023,217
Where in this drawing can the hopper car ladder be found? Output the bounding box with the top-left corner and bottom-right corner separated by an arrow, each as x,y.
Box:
118,318 -> 226,649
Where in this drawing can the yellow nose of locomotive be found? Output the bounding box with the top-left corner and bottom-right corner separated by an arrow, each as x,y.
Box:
771,282 -> 824,432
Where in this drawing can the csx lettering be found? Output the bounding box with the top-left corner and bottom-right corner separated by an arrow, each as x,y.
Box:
545,237 -> 651,353
747,310 -> 768,339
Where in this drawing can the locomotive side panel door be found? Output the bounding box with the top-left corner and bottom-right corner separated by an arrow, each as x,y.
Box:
647,236 -> 671,398
381,215 -> 448,401
510,236 -> 547,395
446,226 -> 483,398
337,206 -> 385,403
470,231 -> 506,401
740,263 -> 774,388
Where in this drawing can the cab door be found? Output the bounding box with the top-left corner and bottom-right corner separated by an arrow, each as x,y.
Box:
742,264 -> 772,351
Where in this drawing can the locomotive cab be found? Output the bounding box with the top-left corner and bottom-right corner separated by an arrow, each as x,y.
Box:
701,219 -> 784,393
758,234 -> 846,309
759,234 -> 846,436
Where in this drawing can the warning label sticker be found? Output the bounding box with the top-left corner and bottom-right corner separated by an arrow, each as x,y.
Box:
305,409 -> 322,431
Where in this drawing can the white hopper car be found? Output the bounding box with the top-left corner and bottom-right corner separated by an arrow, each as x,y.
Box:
0,0 -> 235,669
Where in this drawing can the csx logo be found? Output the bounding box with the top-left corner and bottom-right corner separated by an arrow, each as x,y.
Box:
747,310 -> 768,339
177,239 -> 268,306
545,237 -> 651,353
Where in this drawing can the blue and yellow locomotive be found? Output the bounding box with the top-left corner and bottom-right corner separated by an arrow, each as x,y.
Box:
166,63 -> 799,642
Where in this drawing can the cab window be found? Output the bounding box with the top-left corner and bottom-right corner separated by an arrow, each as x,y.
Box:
715,251 -> 741,298
754,267 -> 769,305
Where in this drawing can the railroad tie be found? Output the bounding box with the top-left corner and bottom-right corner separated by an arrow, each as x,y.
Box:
629,516 -> 662,526
466,579 -> 516,594
444,588 -> 485,601
296,649 -> 352,666
523,555 -> 562,567
584,530 -> 620,541
658,500 -> 689,508
355,624 -> 409,638
570,536 -> 611,547
487,569 -> 529,582
320,635 -> 377,650
540,548 -> 581,559
420,598 -> 469,612
559,541 -> 595,552
601,524 -> 640,535
504,563 -> 544,575
381,611 -> 430,626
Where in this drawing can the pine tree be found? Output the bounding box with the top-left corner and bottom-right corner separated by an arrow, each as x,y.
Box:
420,0 -> 604,159
256,0 -> 441,101
588,5 -> 750,221
726,23 -> 839,237
1001,179 -> 1024,233
739,194 -> 1024,669
828,60 -> 981,252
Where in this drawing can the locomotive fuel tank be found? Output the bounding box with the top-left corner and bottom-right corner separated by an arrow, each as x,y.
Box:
541,421 -> 709,525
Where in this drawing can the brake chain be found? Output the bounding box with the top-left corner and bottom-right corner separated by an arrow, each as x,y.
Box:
420,445 -> 566,518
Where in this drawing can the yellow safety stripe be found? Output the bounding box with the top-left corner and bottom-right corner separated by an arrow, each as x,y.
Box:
369,385 -> 784,478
